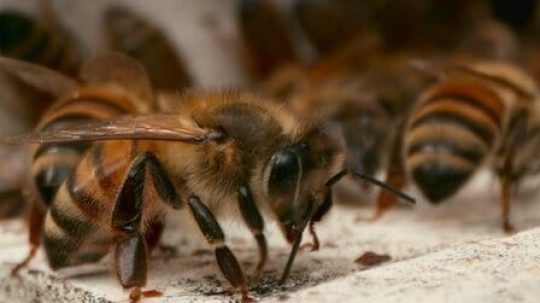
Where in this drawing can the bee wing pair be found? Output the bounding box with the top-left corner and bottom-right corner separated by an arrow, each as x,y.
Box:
0,54 -> 220,146
1,114 -> 223,145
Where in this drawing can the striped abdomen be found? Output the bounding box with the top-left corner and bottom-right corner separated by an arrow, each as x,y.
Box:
43,139 -> 167,268
0,11 -> 78,75
405,81 -> 506,202
43,139 -> 135,268
31,89 -> 137,207
104,7 -> 192,90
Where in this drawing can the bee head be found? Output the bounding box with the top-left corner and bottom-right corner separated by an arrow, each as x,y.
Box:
263,129 -> 344,242
260,127 -> 414,285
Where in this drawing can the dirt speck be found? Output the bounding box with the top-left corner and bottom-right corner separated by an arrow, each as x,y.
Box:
278,294 -> 290,301
354,251 -> 392,267
142,289 -> 163,298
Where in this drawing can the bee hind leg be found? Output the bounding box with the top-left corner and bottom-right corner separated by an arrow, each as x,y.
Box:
145,220 -> 177,259
238,185 -> 267,282
12,188 -> 46,275
110,153 -> 161,301
188,195 -> 253,303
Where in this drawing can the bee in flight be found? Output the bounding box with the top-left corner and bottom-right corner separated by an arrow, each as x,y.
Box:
0,53 -> 414,302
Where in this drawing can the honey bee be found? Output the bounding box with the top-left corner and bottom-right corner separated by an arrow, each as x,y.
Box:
237,0 -> 301,80
374,60 -> 538,232
293,0 -> 368,56
0,7 -> 82,218
103,5 -> 192,91
283,76 -> 391,180
1,54 -> 414,302
236,1 -> 437,190
489,0 -> 538,31
0,10 -> 79,76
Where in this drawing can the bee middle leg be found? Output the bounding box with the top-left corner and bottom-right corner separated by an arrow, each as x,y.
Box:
188,195 -> 252,302
238,185 -> 267,282
144,220 -> 177,258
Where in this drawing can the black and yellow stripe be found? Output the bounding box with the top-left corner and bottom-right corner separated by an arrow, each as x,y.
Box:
405,80 -> 506,202
39,127 -> 135,269
31,89 -> 136,206
41,139 -> 157,269
0,11 -> 78,75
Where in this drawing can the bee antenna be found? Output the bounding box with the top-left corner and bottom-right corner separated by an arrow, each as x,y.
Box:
279,199 -> 315,285
326,170 -> 416,205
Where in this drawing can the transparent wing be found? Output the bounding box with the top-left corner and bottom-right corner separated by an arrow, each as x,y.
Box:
1,114 -> 223,144
0,56 -> 78,96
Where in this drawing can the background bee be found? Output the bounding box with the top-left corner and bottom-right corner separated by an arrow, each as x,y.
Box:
374,60 -> 538,232
0,4 -> 83,218
0,53 -> 414,302
0,7 -> 81,123
0,9 -> 79,76
103,5 -> 193,91
237,0 -> 302,81
293,0 -> 372,57
236,0 -> 419,197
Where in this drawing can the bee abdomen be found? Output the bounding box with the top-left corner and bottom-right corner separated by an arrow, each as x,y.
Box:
32,94 -> 132,206
0,11 -> 77,75
406,81 -> 506,202
43,175 -> 106,269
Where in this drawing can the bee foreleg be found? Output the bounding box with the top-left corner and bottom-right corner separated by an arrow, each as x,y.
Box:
145,153 -> 183,210
188,195 -> 252,302
238,185 -> 267,282
303,188 -> 333,252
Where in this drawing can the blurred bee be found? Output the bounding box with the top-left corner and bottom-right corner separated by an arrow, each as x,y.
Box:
0,9 -> 79,76
0,8 -> 80,123
374,60 -> 538,232
283,76 -> 390,181
489,0 -> 538,31
293,0 -> 369,56
1,54 -> 414,301
237,0 -> 301,80
0,7 -> 82,218
261,48 -> 431,201
237,1 -> 436,192
103,5 -> 192,91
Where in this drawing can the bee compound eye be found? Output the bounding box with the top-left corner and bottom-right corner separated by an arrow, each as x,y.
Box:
267,150 -> 300,198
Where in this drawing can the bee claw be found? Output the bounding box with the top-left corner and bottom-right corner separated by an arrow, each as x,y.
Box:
129,287 -> 142,303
